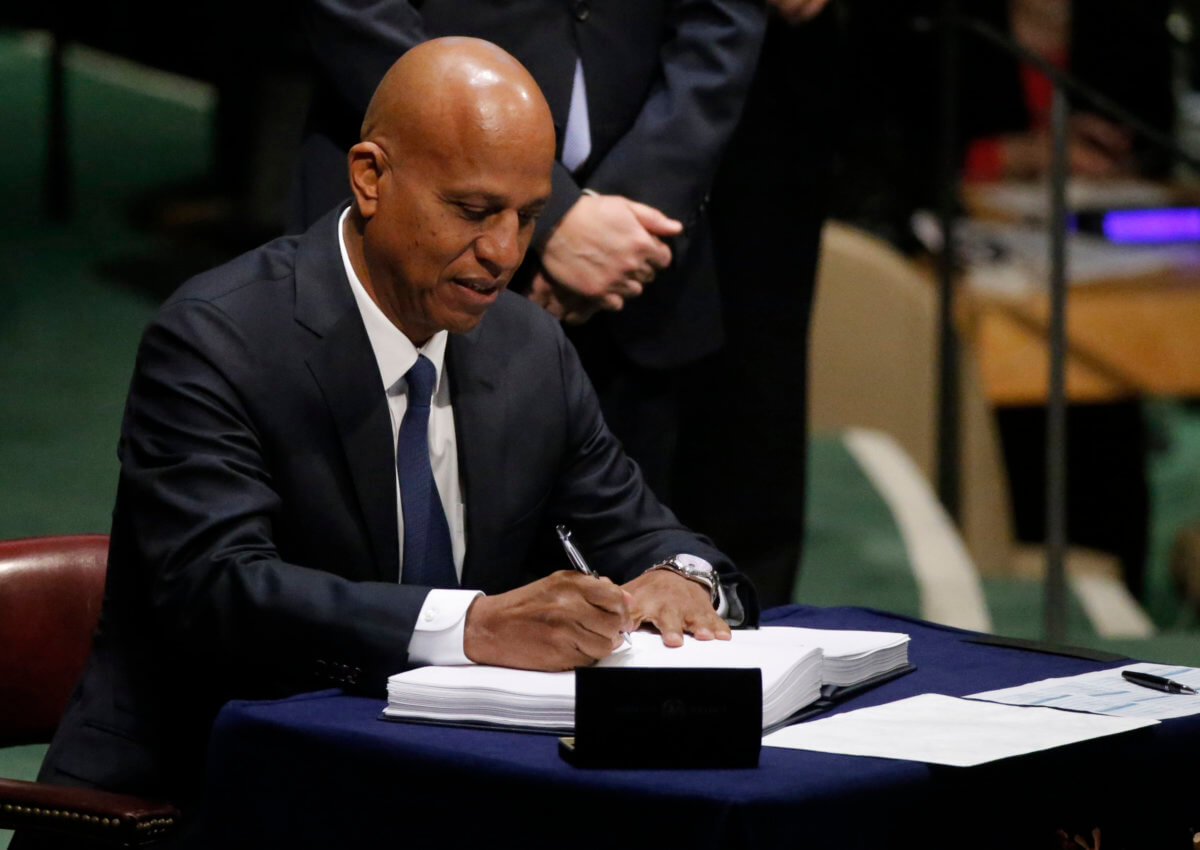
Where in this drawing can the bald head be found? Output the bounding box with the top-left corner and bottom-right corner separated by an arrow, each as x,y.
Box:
361,37 -> 554,162
343,37 -> 556,345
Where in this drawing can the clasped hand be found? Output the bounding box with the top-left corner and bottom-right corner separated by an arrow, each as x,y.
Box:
463,569 -> 729,671
528,192 -> 682,324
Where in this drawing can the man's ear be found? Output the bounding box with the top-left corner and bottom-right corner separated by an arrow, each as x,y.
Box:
348,141 -> 385,218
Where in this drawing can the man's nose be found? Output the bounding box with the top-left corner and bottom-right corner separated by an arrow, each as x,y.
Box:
474,210 -> 523,276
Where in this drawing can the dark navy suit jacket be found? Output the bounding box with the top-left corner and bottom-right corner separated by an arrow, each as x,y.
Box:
36,207 -> 753,809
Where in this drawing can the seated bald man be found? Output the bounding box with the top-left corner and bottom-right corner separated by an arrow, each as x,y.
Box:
28,36 -> 756,825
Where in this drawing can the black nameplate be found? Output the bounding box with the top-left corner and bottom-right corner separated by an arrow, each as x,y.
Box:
559,667 -> 761,769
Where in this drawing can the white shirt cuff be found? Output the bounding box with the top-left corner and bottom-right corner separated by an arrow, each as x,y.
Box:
407,588 -> 483,666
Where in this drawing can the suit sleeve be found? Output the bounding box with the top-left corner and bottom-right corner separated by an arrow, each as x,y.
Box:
580,0 -> 767,227
304,0 -> 428,119
301,0 -> 765,245
119,298 -> 428,693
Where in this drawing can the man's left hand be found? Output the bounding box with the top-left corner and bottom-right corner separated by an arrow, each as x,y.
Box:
622,569 -> 731,647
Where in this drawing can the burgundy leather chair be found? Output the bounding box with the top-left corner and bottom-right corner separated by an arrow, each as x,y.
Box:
0,535 -> 179,847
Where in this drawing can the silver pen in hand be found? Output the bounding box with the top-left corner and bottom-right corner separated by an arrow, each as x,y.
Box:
555,524 -> 633,647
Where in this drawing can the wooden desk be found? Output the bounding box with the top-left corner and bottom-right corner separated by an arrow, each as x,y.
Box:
959,181 -> 1200,405
965,267 -> 1200,405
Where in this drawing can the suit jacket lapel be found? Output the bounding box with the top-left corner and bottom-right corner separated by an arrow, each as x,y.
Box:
446,326 -> 503,589
295,207 -> 400,582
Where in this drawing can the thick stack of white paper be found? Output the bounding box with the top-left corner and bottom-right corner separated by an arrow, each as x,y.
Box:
385,665 -> 577,729
384,626 -> 910,731
760,627 -> 910,688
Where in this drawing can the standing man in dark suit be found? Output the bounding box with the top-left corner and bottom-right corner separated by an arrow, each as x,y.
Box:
292,0 -> 767,498
674,0 -> 837,609
21,40 -> 753,843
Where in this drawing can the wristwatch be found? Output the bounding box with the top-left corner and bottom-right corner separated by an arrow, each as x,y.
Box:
646,555 -> 720,608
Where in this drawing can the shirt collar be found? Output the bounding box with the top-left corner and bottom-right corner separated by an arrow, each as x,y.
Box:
338,206 -> 448,396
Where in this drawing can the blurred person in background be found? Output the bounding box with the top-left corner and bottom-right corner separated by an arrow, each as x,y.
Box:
823,0 -> 1174,250
673,0 -> 839,608
961,0 -> 1173,182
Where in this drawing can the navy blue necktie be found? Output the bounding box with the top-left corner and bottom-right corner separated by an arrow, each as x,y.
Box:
397,355 -> 457,587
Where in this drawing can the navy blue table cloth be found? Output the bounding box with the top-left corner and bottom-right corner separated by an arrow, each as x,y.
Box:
193,606 -> 1200,848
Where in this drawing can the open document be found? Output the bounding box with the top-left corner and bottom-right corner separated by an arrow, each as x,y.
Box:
383,626 -> 910,732
969,662 -> 1200,721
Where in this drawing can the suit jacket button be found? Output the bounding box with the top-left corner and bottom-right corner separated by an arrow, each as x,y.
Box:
573,1 -> 589,21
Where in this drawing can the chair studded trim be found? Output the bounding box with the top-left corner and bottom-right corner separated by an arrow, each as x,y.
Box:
0,777 -> 180,846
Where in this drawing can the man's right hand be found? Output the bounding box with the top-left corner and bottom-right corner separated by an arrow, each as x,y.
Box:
463,571 -> 634,671
538,192 -> 682,314
528,270 -> 604,325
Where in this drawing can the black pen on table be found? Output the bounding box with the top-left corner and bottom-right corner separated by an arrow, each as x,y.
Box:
555,524 -> 633,647
1122,670 -> 1198,695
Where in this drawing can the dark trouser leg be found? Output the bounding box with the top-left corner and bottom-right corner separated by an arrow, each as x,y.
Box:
999,402 -> 1150,598
670,217 -> 819,610
668,12 -> 836,609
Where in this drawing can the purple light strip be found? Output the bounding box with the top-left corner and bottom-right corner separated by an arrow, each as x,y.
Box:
1102,208 -> 1200,243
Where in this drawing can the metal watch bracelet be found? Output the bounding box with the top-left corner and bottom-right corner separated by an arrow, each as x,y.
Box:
646,556 -> 720,608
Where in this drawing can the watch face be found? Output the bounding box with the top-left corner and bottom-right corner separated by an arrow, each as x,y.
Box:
674,554 -> 714,575
686,566 -> 716,585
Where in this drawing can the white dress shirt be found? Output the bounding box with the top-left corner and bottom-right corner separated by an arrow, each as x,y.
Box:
562,59 -> 591,172
339,208 -> 479,665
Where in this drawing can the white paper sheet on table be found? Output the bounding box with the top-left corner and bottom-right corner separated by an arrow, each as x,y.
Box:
761,693 -> 1156,767
969,662 -> 1200,720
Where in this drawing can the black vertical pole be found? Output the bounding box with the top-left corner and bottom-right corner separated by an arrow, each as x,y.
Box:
46,21 -> 71,221
937,0 -> 961,520
1044,86 -> 1070,642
